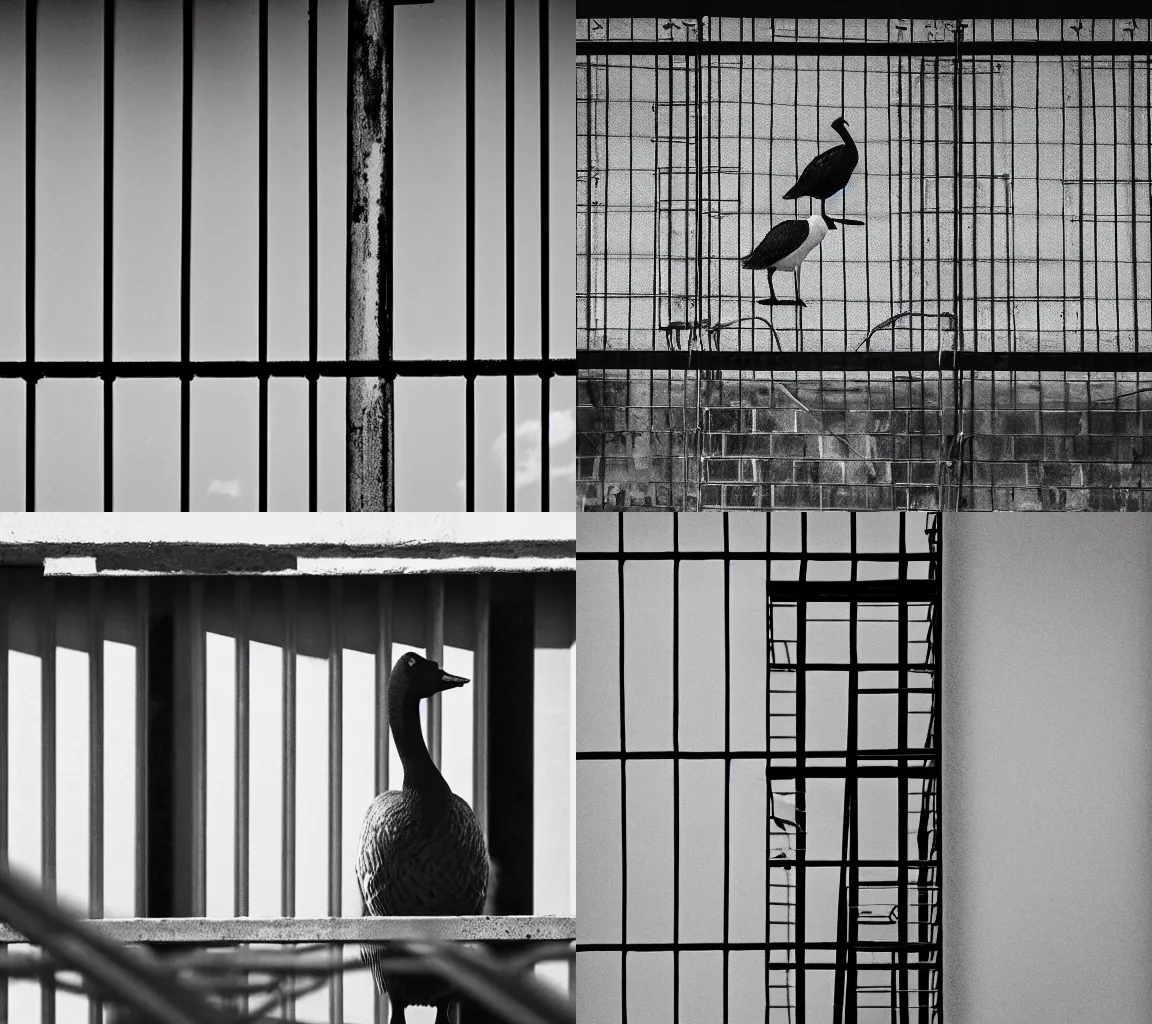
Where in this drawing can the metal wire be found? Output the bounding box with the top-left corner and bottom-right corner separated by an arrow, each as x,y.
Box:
577,17 -> 1152,510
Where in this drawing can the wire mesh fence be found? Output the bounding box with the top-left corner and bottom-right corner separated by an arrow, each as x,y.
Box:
577,510 -> 940,1023
576,17 -> 1152,509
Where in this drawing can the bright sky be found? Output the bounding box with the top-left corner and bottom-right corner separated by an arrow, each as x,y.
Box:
0,0 -> 576,512
577,511 -> 934,1023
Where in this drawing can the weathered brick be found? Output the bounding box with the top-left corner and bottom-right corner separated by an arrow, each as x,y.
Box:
1011,487 -> 1045,512
844,460 -> 878,485
1012,435 -> 1043,460
1041,411 -> 1087,436
793,460 -> 820,483
706,459 -> 739,482
818,460 -> 846,484
970,435 -> 1012,461
995,410 -> 1040,435
1042,436 -> 1074,461
724,485 -> 758,508
963,487 -> 993,511
772,433 -> 807,458
754,408 -> 798,433
1087,487 -> 1124,511
758,459 -> 794,483
991,462 -> 1028,486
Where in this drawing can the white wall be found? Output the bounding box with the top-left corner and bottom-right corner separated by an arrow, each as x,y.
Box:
943,514 -> 1152,1023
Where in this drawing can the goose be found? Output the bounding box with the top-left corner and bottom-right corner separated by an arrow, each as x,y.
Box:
741,212 -> 833,307
356,653 -> 490,1024
783,116 -> 861,226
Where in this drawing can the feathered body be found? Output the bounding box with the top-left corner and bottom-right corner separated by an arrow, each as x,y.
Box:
742,214 -> 829,273
356,654 -> 489,1023
741,214 -> 830,306
783,116 -> 859,220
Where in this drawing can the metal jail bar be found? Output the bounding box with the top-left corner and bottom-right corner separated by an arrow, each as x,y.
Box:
0,569 -> 571,1024
6,0 -> 575,513
577,511 -> 940,1023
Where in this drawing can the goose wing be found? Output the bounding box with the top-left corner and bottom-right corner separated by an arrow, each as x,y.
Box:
782,143 -> 858,200
742,219 -> 810,271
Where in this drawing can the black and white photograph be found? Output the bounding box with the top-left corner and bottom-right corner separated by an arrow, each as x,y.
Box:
0,514 -> 575,1023
577,16 -> 1152,511
577,510 -> 1152,1023
0,0 -> 576,513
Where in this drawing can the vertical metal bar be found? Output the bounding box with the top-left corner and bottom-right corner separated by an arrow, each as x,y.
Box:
235,580 -> 250,919
473,576 -> 490,838
257,0 -> 269,511
505,0 -> 516,512
0,572 -> 9,1020
617,513 -> 627,1024
89,581 -> 105,1024
897,517 -> 909,1023
721,513 -> 730,1024
348,0 -> 395,512
41,577 -> 56,1024
308,0 -> 319,512
134,581 -> 148,917
180,0 -> 193,512
795,514 -> 807,1024
375,578 -> 393,796
103,0 -> 115,512
672,512 -> 679,1024
465,0 -> 476,511
539,0 -> 550,511
427,577 -> 445,768
25,0 -> 36,513
847,519 -> 860,1024
375,577 -> 392,1024
328,580 -> 343,1024
189,580 -> 206,916
282,579 -> 297,921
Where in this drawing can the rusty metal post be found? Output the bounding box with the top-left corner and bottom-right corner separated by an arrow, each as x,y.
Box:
348,0 -> 394,510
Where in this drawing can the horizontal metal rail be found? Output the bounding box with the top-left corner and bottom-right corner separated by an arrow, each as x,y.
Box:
578,350 -> 1152,373
0,358 -> 575,380
578,40 -> 1152,57
0,916 -> 575,946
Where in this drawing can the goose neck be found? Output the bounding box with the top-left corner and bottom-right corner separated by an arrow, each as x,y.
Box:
388,682 -> 449,796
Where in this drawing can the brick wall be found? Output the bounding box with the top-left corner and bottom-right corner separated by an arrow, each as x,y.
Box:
577,371 -> 1152,510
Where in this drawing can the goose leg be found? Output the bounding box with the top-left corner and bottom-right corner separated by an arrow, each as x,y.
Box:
794,267 -> 806,308
767,269 -> 778,304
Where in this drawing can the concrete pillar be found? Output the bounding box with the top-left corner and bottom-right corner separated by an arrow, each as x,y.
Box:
943,514 -> 1152,1023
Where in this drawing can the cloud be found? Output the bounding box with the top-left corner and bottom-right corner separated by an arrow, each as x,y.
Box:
456,411 -> 577,495
207,479 -> 242,499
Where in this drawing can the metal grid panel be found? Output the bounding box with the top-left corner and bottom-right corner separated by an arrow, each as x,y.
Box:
2,0 -> 575,513
577,511 -> 941,1023
576,17 -> 1152,509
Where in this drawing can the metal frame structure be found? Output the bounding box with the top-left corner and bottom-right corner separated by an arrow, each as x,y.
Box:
0,527 -> 576,1024
577,16 -> 1152,509
577,511 -> 941,1022
4,0 -> 575,512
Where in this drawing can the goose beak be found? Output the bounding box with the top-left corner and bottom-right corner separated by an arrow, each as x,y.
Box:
437,670 -> 470,691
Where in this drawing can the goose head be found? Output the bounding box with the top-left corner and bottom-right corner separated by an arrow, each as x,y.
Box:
832,115 -> 850,132
391,652 -> 470,700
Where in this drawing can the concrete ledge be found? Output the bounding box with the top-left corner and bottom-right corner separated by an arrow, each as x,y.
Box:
0,915 -> 575,945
